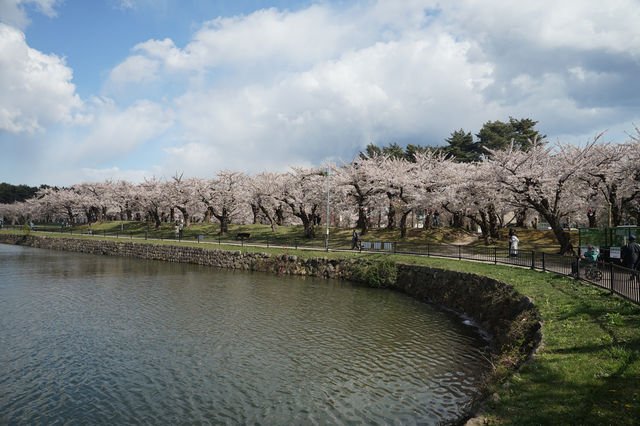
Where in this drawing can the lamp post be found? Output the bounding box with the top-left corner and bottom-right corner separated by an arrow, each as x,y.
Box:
325,166 -> 330,252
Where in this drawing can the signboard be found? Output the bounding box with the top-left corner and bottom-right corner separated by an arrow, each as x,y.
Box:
609,247 -> 621,259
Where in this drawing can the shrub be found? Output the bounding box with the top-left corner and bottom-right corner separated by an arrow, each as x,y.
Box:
352,258 -> 398,288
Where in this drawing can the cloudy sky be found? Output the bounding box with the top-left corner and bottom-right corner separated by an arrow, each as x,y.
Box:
1,0 -> 639,186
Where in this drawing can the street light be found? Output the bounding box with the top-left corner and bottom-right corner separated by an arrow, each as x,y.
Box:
325,166 -> 330,252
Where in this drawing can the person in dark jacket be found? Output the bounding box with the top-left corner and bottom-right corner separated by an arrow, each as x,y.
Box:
351,229 -> 360,250
621,235 -> 640,270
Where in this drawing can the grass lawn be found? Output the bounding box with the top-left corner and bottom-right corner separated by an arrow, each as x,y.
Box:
2,227 -> 636,424
31,220 -> 579,253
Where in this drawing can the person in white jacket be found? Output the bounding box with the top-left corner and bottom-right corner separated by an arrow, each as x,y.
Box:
510,232 -> 519,257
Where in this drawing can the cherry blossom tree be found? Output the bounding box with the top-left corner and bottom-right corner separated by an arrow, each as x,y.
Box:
378,156 -> 423,238
36,187 -> 84,223
332,156 -> 386,235
620,126 -> 640,224
278,167 -> 325,238
445,161 -> 505,244
165,173 -> 201,227
134,178 -> 170,230
413,151 -> 459,231
195,171 -> 248,234
110,180 -> 136,221
248,172 -> 287,231
577,141 -> 633,227
487,137 -> 599,254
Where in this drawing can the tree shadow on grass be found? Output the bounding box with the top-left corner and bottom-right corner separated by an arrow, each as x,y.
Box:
489,354 -> 640,424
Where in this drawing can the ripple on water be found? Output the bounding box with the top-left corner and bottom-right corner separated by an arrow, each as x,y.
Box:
0,244 -> 492,425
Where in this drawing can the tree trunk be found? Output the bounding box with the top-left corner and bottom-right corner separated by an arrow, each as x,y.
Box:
515,207 -> 527,228
587,210 -> 597,228
488,204 -> 500,239
66,207 -> 74,223
423,212 -> 432,230
259,205 -> 277,232
275,205 -> 285,226
176,206 -> 190,227
612,203 -> 622,227
301,215 -> 316,238
148,209 -> 161,230
387,201 -> 396,229
399,210 -> 411,238
357,206 -> 369,235
451,211 -> 465,228
251,204 -> 259,224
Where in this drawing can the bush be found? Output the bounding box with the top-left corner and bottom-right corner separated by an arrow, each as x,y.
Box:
352,258 -> 398,288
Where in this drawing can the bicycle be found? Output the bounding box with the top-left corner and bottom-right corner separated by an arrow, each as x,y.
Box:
583,261 -> 602,281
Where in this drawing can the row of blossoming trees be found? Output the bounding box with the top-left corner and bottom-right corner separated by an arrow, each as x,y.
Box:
2,131 -> 639,254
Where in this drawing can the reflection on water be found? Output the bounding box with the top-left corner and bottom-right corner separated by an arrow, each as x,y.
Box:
0,244 -> 491,425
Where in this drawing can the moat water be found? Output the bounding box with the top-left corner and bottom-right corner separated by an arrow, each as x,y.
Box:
0,244 -> 491,425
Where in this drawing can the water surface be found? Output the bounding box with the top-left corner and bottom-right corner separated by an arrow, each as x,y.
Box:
0,244 -> 491,424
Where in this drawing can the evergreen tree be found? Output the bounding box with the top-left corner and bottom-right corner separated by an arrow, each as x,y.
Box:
476,117 -> 546,155
405,144 -> 430,162
509,117 -> 546,150
444,129 -> 476,162
361,143 -> 382,159
0,183 -> 43,204
382,142 -> 406,160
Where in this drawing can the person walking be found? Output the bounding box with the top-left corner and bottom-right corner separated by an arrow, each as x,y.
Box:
351,229 -> 360,250
509,231 -> 519,257
508,228 -> 515,253
621,235 -> 640,270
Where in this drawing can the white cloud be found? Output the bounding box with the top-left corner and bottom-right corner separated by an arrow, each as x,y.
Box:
109,54 -> 161,85
79,166 -> 160,184
0,23 -> 81,133
164,32 -> 497,174
111,2 -> 438,79
444,0 -> 640,57
70,98 -> 174,161
0,0 -> 59,29
6,0 -> 639,187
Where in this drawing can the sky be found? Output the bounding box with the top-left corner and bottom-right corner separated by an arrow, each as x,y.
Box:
1,0 -> 639,186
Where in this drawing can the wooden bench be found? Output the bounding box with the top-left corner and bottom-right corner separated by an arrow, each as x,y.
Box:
236,232 -> 251,240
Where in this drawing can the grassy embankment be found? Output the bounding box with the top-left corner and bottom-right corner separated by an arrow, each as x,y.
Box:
2,225 -> 636,424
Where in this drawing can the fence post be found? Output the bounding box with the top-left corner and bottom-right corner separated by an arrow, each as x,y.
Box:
531,251 -> 535,270
542,252 -> 546,272
575,257 -> 580,280
493,247 -> 497,264
609,262 -> 614,293
458,245 -> 461,260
